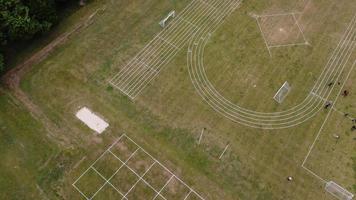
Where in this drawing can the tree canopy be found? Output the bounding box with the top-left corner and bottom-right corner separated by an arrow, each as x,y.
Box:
0,0 -> 77,73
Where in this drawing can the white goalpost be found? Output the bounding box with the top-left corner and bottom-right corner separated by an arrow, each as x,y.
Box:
273,81 -> 291,103
325,181 -> 354,200
159,10 -> 176,28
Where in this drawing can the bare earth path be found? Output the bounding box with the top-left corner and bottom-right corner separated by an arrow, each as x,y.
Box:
0,7 -> 105,145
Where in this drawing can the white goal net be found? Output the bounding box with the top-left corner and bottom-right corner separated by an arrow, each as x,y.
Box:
273,81 -> 291,103
325,181 -> 354,200
159,10 -> 175,28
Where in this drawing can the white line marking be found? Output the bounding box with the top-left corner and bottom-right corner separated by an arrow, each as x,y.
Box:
301,60 -> 356,182
89,148 -> 139,199
255,17 -> 272,57
73,134 -> 205,200
292,13 -> 309,44
153,176 -> 174,200
122,162 -> 156,199
198,128 -> 204,145
219,144 -> 229,160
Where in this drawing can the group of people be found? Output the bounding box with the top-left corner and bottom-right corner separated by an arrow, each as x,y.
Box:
324,82 -> 355,131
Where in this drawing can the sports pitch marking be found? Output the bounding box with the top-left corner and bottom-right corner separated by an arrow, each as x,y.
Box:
255,12 -> 309,55
108,0 -> 355,129
301,59 -> 356,184
187,13 -> 356,129
73,134 -> 205,200
108,0 -> 241,99
252,12 -> 309,57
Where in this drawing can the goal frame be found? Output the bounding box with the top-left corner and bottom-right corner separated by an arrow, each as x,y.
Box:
159,10 -> 176,28
273,81 -> 291,103
325,181 -> 354,200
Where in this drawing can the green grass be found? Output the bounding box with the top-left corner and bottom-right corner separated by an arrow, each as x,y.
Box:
0,0 -> 355,199
0,92 -> 58,199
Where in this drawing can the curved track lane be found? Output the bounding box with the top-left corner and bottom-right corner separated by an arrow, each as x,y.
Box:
187,8 -> 356,129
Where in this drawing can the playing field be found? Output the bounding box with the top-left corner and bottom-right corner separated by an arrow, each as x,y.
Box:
1,0 -> 356,199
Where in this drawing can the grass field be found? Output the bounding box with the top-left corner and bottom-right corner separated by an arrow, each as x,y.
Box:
1,0 -> 356,199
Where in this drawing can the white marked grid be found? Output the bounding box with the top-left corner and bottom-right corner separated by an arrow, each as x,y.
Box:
73,134 -> 205,200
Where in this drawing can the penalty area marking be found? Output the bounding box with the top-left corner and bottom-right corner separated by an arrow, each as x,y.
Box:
254,12 -> 309,57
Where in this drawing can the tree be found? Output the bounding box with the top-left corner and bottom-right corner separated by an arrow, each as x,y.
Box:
0,53 -> 4,72
0,0 -> 80,75
0,0 -> 56,42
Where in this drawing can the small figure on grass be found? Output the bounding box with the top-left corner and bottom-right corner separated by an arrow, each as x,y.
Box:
333,134 -> 340,139
324,101 -> 332,109
287,176 -> 293,182
342,90 -> 349,97
352,118 -> 356,123
327,82 -> 333,87
351,125 -> 356,131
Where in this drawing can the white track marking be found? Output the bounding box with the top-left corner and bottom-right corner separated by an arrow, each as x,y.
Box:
109,0 -> 356,130
301,60 -> 356,183
158,36 -> 181,50
132,0 -> 241,98
108,0 -> 197,82
188,24 -> 354,126
109,0 -> 239,99
129,0 -> 238,98
302,60 -> 356,166
187,13 -> 356,129
110,0 -> 209,95
257,12 -> 302,18
310,91 -> 329,102
197,0 -> 217,10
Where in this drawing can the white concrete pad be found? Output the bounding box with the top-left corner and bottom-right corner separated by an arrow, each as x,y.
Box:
76,107 -> 109,134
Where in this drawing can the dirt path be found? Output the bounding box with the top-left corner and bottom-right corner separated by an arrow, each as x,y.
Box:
0,6 -> 106,145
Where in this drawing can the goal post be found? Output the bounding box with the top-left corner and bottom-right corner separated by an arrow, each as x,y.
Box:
159,10 -> 176,28
273,81 -> 291,103
325,181 -> 354,200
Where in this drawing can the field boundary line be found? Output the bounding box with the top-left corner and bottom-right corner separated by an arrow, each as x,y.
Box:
255,17 -> 272,57
292,13 -> 309,44
301,59 -> 356,182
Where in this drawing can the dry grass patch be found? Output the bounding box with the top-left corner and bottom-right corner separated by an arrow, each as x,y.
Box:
258,14 -> 307,47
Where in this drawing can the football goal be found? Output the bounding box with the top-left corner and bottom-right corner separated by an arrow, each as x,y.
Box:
325,181 -> 354,200
273,81 -> 291,103
159,10 -> 176,28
